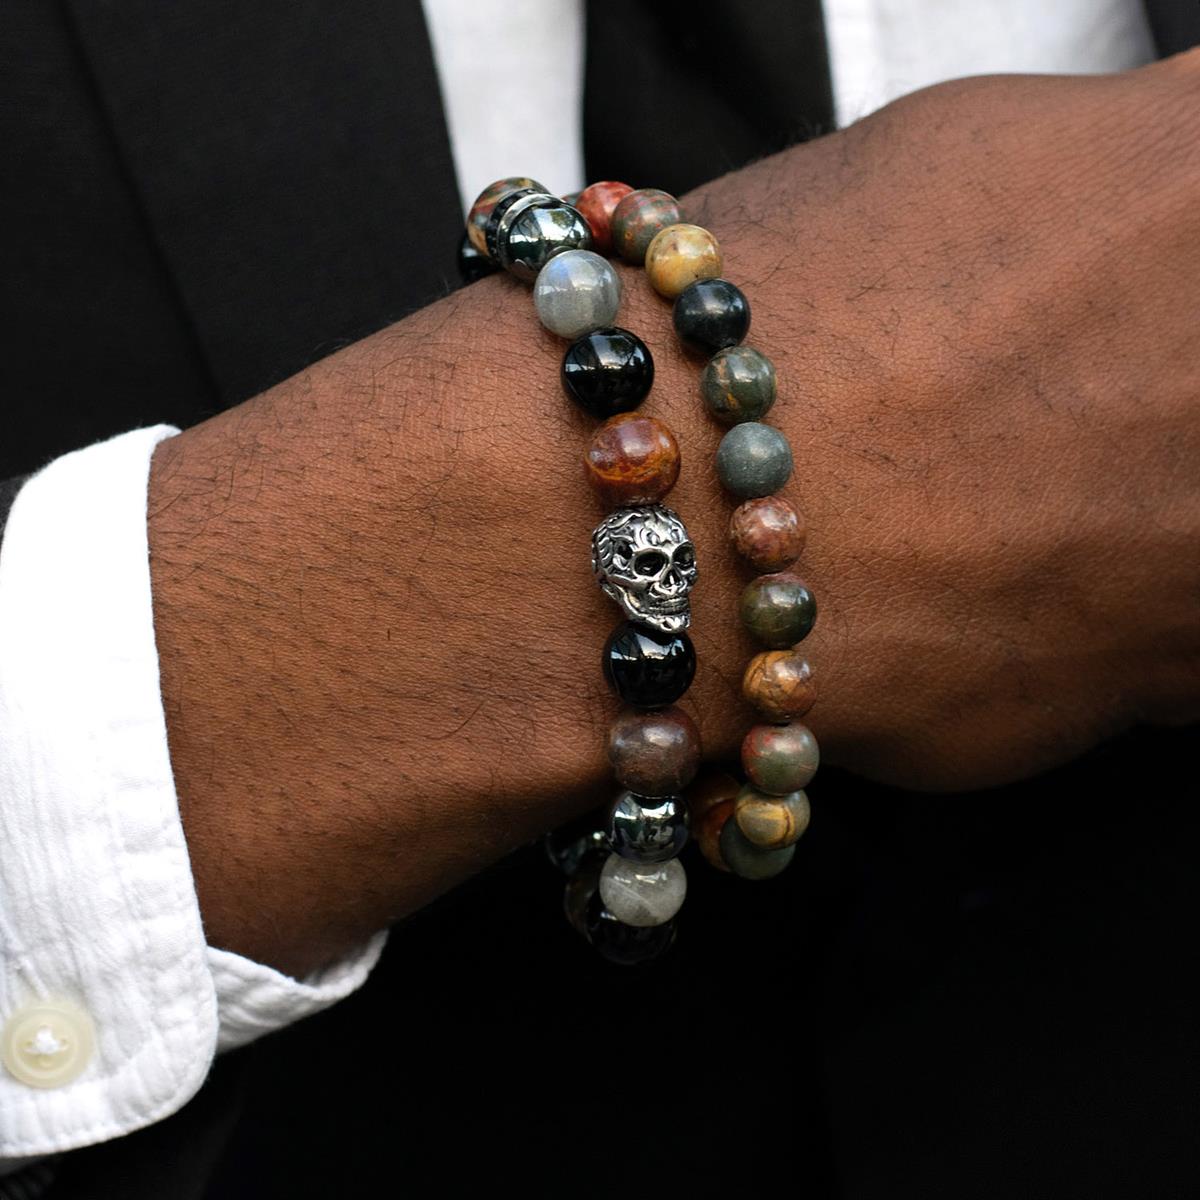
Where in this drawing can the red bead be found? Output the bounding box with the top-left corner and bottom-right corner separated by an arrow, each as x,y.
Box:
574,181 -> 634,256
584,413 -> 681,507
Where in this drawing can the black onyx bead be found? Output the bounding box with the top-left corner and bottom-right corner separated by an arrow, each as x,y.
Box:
457,231 -> 500,284
561,327 -> 655,419
603,622 -> 696,708
672,278 -> 751,355
585,892 -> 678,965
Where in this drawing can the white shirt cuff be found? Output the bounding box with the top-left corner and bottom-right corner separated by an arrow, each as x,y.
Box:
0,427 -> 387,1158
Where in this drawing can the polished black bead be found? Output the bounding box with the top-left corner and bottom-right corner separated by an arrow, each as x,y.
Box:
608,791 -> 689,863
602,622 -> 696,708
585,892 -> 678,965
457,231 -> 499,284
672,278 -> 751,355
561,327 -> 654,419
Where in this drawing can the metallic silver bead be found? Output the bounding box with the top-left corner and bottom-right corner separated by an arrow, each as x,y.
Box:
591,504 -> 698,634
607,791 -> 689,864
486,190 -> 593,283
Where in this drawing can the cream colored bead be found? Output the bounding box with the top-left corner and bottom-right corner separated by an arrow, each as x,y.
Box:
734,784 -> 811,850
1,999 -> 95,1088
644,224 -> 723,299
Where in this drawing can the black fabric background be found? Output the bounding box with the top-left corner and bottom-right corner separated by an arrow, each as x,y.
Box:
1,2 -> 1198,1196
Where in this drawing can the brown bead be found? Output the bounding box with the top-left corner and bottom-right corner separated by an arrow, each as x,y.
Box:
584,412 -> 681,507
574,181 -> 633,256
742,652 -> 816,722
610,188 -> 682,264
733,783 -> 811,850
694,797 -> 736,872
607,706 -> 701,797
729,496 -> 806,573
644,224 -> 723,298
685,769 -> 740,823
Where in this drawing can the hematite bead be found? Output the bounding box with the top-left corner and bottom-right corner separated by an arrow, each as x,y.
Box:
533,250 -> 621,339
743,651 -> 816,722
599,853 -> 687,926
585,896 -> 677,965
733,783 -> 811,850
739,572 -> 817,648
644,224 -> 723,299
608,706 -> 701,796
716,422 -> 793,498
719,819 -> 796,880
608,791 -> 689,863
673,279 -> 750,355
611,188 -> 682,264
742,722 -> 820,794
487,191 -> 592,283
574,181 -> 634,256
584,413 -> 680,507
701,346 -> 777,425
457,232 -> 500,284
466,176 -> 548,253
561,327 -> 654,419
603,621 -> 696,708
729,496 -> 806,573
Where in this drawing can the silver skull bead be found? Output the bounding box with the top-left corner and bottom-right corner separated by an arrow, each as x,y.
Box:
591,504 -> 698,634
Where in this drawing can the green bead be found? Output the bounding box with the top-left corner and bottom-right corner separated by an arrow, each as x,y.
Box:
739,573 -> 816,648
718,818 -> 796,880
700,346 -> 777,425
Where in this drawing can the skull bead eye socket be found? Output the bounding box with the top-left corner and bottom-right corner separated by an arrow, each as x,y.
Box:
633,549 -> 669,576
675,544 -> 696,570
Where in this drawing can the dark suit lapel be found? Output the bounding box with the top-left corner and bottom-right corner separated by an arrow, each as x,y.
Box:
1143,0 -> 1200,55
63,0 -> 462,405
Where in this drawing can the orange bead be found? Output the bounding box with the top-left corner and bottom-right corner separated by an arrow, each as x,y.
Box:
584,412 -> 681,507
695,798 -> 736,872
574,181 -> 634,256
742,652 -> 816,722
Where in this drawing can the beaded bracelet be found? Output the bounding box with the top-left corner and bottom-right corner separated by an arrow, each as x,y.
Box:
459,178 -> 819,963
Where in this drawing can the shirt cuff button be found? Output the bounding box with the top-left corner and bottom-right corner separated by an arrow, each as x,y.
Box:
1,1000 -> 95,1088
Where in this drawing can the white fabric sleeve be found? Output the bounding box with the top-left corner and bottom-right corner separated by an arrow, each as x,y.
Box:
0,426 -> 387,1159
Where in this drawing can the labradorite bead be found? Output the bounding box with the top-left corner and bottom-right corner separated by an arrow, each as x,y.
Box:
603,622 -> 696,708
729,496 -> 806,573
700,346 -> 777,425
715,422 -> 793,498
533,250 -> 621,339
742,651 -> 816,722
608,791 -> 689,863
718,818 -> 797,880
611,188 -> 682,264
457,232 -> 500,284
733,783 -> 811,850
644,224 -> 723,299
574,181 -> 634,256
561,327 -> 655,419
672,279 -> 750,355
741,722 -> 820,794
608,706 -> 701,796
466,176 -> 548,253
739,572 -> 817,648
585,896 -> 677,964
584,412 -> 680,507
599,852 -> 687,926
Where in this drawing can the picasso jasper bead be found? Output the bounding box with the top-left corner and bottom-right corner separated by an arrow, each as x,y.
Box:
603,622 -> 696,708
611,188 -> 682,264
672,279 -> 750,355
742,651 -> 816,722
694,797 -> 736,872
486,191 -> 592,282
574,180 -> 634,256
466,176 -> 547,253
741,722 -> 820,794
715,422 -> 793,498
584,412 -> 680,507
561,327 -> 655,419
718,819 -> 796,880
608,791 -> 689,863
644,224 -> 723,299
533,250 -> 621,339
599,853 -> 687,927
607,706 -> 701,796
729,496 -> 806,573
739,572 -> 817,648
733,783 -> 810,850
700,346 -> 777,425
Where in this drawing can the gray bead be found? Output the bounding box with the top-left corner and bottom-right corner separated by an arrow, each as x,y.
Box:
599,853 -> 687,927
700,346 -> 777,425
718,818 -> 796,880
492,192 -> 593,283
608,791 -> 689,864
533,250 -> 622,340
715,422 -> 793,498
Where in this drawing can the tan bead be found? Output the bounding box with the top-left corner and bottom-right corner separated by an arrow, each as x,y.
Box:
694,797 -> 736,872
742,651 -> 816,722
734,784 -> 811,850
644,224 -> 723,299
